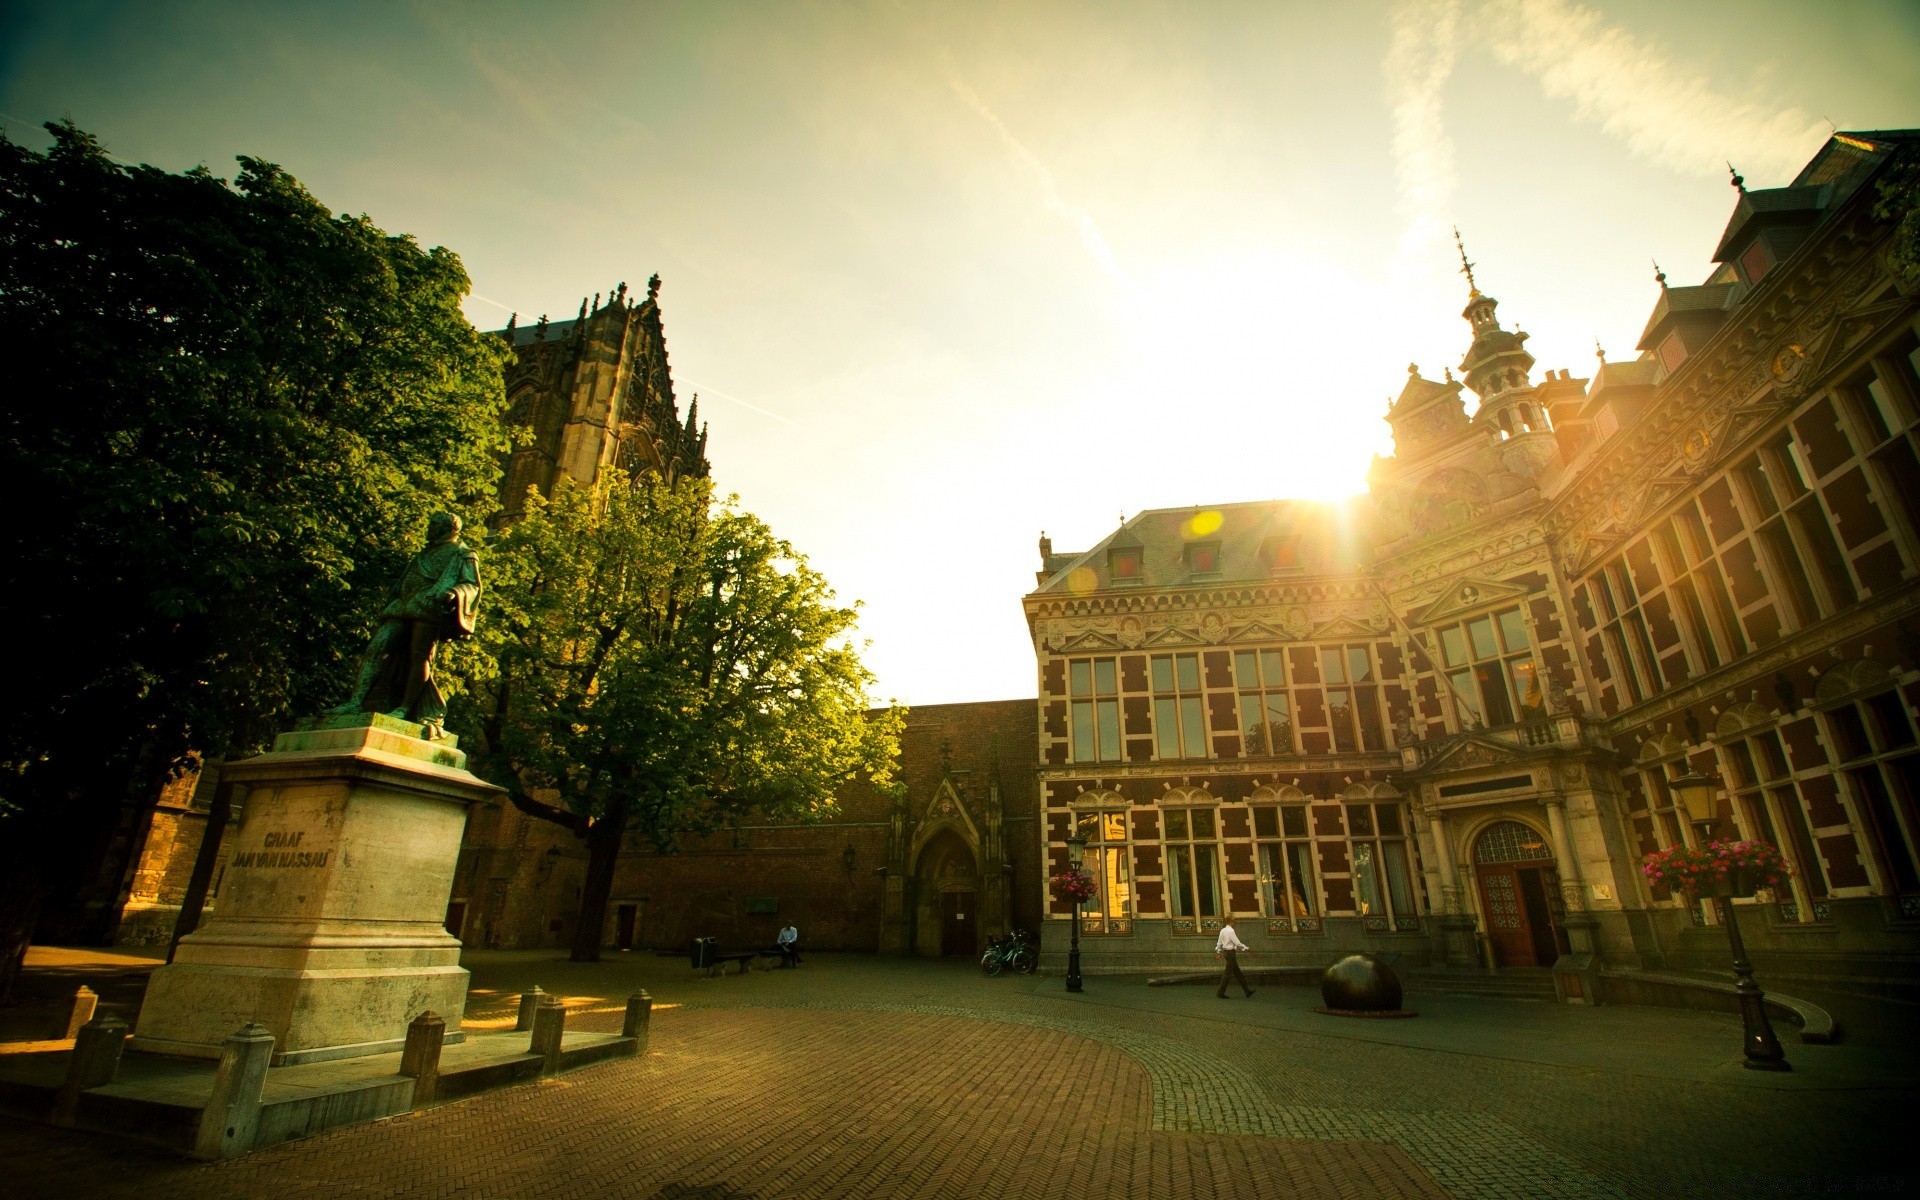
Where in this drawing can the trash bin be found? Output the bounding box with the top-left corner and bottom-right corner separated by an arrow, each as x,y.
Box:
690,936 -> 717,970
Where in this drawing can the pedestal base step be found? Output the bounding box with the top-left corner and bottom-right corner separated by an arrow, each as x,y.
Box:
0,1028 -> 638,1158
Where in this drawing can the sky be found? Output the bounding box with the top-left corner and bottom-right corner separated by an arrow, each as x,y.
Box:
4,0 -> 1917,707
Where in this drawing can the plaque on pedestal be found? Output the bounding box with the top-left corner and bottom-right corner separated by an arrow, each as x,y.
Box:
131,714 -> 503,1064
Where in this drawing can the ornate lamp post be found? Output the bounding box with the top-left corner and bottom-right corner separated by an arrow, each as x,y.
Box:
1065,832 -> 1086,993
1670,771 -> 1790,1072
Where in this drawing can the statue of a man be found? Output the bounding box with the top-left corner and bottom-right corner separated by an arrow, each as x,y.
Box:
333,511 -> 481,736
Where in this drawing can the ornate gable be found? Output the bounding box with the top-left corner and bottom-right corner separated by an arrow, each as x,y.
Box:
1420,733 -> 1529,774
1410,576 -> 1534,627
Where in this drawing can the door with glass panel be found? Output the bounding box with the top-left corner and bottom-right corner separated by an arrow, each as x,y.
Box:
1472,819 -> 1561,966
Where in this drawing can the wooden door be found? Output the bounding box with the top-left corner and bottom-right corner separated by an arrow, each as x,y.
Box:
1477,865 -> 1537,966
615,903 -> 637,951
940,890 -> 977,956
1516,868 -> 1562,965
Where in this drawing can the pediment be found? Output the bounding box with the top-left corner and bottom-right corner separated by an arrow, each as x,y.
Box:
1059,630 -> 1125,651
1227,619 -> 1292,644
1143,626 -> 1206,647
1807,297 -> 1910,383
1421,734 -> 1528,773
1410,576 -> 1534,627
1310,615 -> 1383,640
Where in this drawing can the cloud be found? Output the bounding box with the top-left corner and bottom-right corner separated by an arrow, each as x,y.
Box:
946,72 -> 1138,293
1384,0 -> 1464,275
1482,0 -> 1829,180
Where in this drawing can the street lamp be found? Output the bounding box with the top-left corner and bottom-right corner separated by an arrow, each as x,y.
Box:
1065,831 -> 1086,994
1670,771 -> 1790,1072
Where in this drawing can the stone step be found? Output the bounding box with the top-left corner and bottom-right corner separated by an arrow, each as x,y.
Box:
1403,969 -> 1559,1001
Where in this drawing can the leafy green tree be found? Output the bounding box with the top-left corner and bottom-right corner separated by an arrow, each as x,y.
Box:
451,471 -> 902,962
0,123 -> 509,996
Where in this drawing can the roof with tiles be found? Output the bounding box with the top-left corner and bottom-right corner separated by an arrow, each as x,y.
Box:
1030,498 -> 1377,597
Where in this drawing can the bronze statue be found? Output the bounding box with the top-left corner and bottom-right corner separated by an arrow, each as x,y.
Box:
333,511 -> 480,736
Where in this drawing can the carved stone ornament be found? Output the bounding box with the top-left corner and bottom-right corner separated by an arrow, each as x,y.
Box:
1681,427 -> 1714,471
1770,342 -> 1809,391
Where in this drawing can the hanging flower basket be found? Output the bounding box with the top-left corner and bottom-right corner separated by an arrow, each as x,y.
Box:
1642,840 -> 1791,900
1050,867 -> 1096,905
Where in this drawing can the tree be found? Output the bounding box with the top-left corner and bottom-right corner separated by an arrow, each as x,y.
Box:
0,123 -> 509,996
450,471 -> 902,962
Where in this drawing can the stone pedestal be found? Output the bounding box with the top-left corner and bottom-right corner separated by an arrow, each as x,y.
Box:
131,714 -> 503,1065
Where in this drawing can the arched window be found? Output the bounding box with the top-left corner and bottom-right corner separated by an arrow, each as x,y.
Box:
1474,820 -> 1553,864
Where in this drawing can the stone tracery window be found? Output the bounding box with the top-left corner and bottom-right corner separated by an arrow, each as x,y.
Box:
1434,607 -> 1539,728
1234,648 -> 1293,755
1252,799 -> 1318,931
1072,809 -> 1133,932
1162,804 -> 1222,933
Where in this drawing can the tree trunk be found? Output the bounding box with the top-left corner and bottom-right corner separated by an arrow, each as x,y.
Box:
0,872 -> 43,1003
569,796 -> 630,964
168,777 -> 236,962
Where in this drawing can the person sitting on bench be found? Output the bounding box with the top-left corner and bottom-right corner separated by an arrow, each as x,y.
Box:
775,923 -> 802,966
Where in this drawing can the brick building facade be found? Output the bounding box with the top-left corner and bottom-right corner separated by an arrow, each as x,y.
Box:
1026,131 -> 1920,996
448,699 -> 1041,955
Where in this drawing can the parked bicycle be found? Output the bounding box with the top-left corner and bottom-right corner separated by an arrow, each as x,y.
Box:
980,928 -> 1037,976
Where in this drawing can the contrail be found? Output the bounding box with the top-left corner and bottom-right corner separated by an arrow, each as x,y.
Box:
677,379 -> 800,428
947,73 -> 1139,293
1483,0 -> 1828,180
1384,0 -> 1464,275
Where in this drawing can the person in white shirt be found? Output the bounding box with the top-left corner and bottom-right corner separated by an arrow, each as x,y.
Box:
1214,921 -> 1253,998
775,924 -> 801,966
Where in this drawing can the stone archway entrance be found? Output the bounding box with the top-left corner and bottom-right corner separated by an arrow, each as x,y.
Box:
1473,820 -> 1565,967
914,829 -> 979,957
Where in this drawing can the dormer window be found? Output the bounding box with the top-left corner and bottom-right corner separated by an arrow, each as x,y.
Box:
1109,547 -> 1142,580
1738,239 -> 1772,286
1263,536 -> 1301,572
1185,542 -> 1220,575
1657,334 -> 1686,374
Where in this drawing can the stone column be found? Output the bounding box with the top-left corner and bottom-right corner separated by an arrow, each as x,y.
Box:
515,986 -> 546,1032
623,991 -> 652,1054
64,986 -> 99,1040
1427,815 -> 1462,913
400,1011 -> 445,1108
193,1023 -> 275,1161
1542,796 -> 1587,911
530,995 -> 566,1077
52,1013 -> 128,1127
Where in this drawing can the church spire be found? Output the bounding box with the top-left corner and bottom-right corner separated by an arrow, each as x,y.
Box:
1448,239 -> 1534,403
1454,227 -> 1479,296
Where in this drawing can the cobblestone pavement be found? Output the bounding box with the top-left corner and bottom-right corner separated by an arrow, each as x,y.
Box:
2,950 -> 1915,1199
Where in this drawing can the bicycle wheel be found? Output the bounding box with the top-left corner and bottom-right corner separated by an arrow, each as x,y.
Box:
1013,948 -> 1037,975
981,952 -> 1003,976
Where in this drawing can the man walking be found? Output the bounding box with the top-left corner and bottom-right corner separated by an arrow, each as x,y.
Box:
1215,920 -> 1254,998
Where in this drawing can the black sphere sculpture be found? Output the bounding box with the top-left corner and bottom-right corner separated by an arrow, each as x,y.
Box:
1318,954 -> 1411,1016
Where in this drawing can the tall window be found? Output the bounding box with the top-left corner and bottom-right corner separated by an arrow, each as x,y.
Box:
1253,804 -> 1318,930
1069,657 -> 1120,763
1734,430 -> 1857,626
1718,729 -> 1829,914
1346,803 -> 1418,930
1321,644 -> 1387,751
1825,689 -> 1920,896
1151,653 -> 1208,761
1437,608 -> 1540,728
1234,648 -> 1293,755
1163,807 -> 1222,931
1073,810 -> 1133,931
